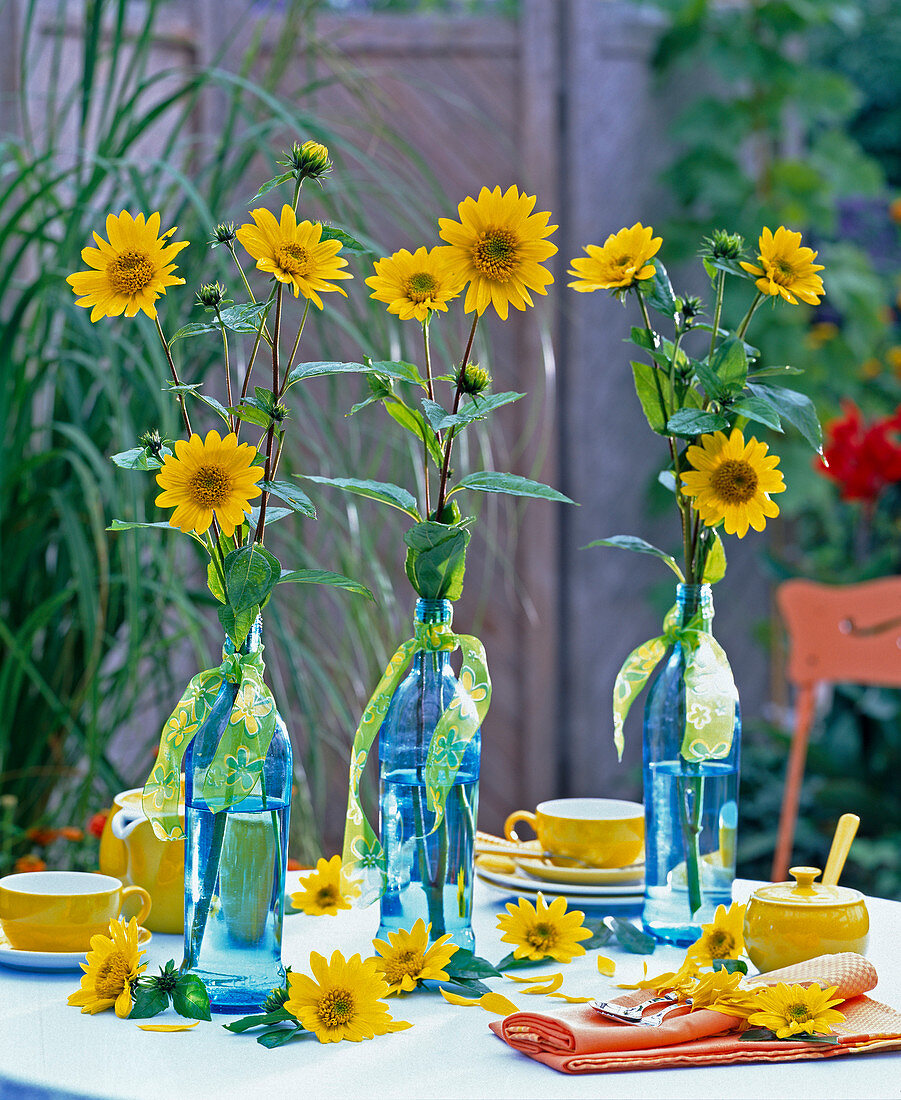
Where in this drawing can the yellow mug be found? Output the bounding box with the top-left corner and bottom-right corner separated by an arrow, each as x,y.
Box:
0,871 -> 151,952
101,787 -> 185,934
504,797 -> 644,869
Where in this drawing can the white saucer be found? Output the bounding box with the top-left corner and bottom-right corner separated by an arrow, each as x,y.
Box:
0,926 -> 152,972
476,865 -> 644,906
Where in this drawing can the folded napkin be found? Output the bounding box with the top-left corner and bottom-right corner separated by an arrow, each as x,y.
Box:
489,953 -> 901,1074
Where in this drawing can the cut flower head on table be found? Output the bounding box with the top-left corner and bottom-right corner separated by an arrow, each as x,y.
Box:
290,855 -> 358,916
496,892 -> 593,964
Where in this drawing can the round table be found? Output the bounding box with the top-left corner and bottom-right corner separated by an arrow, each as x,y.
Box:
0,877 -> 899,1100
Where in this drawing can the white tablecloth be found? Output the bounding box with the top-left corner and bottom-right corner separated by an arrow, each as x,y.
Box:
0,877 -> 900,1100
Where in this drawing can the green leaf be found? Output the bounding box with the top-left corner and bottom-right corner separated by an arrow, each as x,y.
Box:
729,396 -> 783,432
666,409 -> 729,437
207,560 -> 226,603
300,476 -> 420,520
581,920 -> 614,950
194,392 -> 231,422
638,261 -> 678,317
224,544 -> 281,614
739,1027 -> 838,1045
450,472 -> 575,504
712,958 -> 748,975
421,391 -> 524,432
436,976 -> 491,996
443,950 -> 502,979
608,917 -> 656,954
128,985 -> 170,1019
172,974 -> 212,1021
746,383 -> 822,452
630,361 -> 669,434
629,326 -> 656,351
256,1026 -> 308,1048
223,1009 -> 294,1033
106,519 -> 177,532
250,171 -> 295,201
260,479 -> 316,520
170,302 -> 268,340
277,569 -> 374,602
285,359 -> 422,387
403,521 -> 470,601
111,446 -> 168,470
319,224 -> 369,253
384,399 -> 444,468
583,535 -> 684,580
218,603 -> 260,649
746,365 -> 803,378
229,404 -> 272,429
739,1027 -> 780,1042
493,952 -> 552,971
708,338 -> 748,393
701,531 -> 727,584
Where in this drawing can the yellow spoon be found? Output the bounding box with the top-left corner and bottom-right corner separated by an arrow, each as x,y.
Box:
821,813 -> 860,886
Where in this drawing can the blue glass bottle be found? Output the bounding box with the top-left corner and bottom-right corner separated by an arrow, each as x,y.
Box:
377,598 -> 480,951
642,584 -> 740,945
182,618 -> 291,1013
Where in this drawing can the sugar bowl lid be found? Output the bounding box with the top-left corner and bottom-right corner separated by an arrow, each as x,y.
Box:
751,866 -> 863,907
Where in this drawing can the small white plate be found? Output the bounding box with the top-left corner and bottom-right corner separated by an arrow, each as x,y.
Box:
0,926 -> 152,972
516,858 -> 645,887
476,865 -> 644,906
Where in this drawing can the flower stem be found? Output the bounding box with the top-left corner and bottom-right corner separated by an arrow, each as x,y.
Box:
435,314 -> 479,516
154,315 -> 192,437
708,270 -> 726,364
254,285 -> 283,545
283,298 -> 310,387
214,305 -> 235,434
736,291 -> 764,341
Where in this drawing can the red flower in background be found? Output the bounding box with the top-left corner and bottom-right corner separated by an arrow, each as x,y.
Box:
26,827 -> 59,847
87,811 -> 109,839
14,855 -> 46,873
818,401 -> 901,501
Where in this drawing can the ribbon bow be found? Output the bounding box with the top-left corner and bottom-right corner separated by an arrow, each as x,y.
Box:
340,621 -> 491,906
612,606 -> 737,764
142,647 -> 277,841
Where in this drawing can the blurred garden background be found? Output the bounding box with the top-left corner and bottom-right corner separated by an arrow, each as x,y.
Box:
3,0 -> 901,897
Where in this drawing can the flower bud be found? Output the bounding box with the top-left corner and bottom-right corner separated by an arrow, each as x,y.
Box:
196,281 -> 226,308
458,362 -> 491,396
282,140 -> 332,182
211,222 -> 237,247
702,229 -> 744,261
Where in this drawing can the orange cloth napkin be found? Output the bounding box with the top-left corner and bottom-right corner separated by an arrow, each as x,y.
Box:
488,953 -> 901,1074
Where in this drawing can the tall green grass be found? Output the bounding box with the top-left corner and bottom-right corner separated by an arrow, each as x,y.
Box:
0,0 -> 468,863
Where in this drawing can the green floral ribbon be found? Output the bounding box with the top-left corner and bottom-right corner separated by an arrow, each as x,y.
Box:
340,621 -> 491,906
142,648 -> 277,841
612,606 -> 737,764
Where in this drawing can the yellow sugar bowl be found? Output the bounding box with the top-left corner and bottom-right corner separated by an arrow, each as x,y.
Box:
743,866 -> 869,973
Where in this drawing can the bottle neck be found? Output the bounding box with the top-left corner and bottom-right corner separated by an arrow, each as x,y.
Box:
675,583 -> 713,631
413,599 -> 453,671
224,615 -> 264,657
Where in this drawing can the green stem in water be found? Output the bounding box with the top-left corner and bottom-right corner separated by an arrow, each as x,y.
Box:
412,651 -> 447,938
185,806 -> 228,969
677,761 -> 704,918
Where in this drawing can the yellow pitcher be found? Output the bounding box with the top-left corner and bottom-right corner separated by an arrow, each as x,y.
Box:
99,787 -> 184,934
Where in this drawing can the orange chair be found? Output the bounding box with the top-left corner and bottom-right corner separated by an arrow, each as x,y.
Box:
773,577 -> 901,882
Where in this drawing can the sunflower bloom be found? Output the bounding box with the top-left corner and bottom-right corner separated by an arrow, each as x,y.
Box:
740,226 -> 824,305
67,918 -> 147,1018
684,902 -> 746,966
236,205 -> 352,307
567,223 -> 662,293
686,969 -> 747,1015
365,246 -> 464,323
746,982 -> 845,1039
67,211 -> 188,322
290,855 -> 358,916
438,184 -> 557,320
155,429 -> 264,538
372,918 -> 459,994
284,950 -> 412,1042
680,429 -> 786,538
496,892 -> 592,964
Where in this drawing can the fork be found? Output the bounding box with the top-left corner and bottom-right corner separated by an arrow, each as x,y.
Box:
591,992 -> 688,1027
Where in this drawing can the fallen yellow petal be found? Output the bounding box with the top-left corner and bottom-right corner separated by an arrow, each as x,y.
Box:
597,955 -> 616,977
522,973 -> 565,995
135,1021 -> 200,1032
440,988 -> 482,1007
386,1019 -> 414,1031
548,993 -> 594,1003
479,992 -> 520,1015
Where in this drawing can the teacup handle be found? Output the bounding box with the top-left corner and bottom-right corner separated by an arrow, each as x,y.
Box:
119,885 -> 152,927
504,810 -> 538,845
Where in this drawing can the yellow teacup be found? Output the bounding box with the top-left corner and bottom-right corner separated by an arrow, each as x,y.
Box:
504,798 -> 644,869
0,871 -> 152,952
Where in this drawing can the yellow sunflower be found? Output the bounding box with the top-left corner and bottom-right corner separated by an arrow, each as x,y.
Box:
567,223 -> 662,292
686,969 -> 747,1014
67,210 -> 188,322
496,892 -> 593,964
67,917 -> 147,1018
740,226 -> 825,305
155,429 -> 264,538
284,950 -> 412,1043
746,982 -> 845,1039
683,901 -> 746,965
235,205 -> 351,307
365,246 -> 464,323
437,184 -> 557,319
680,429 -> 786,538
290,855 -> 358,916
371,918 -> 459,994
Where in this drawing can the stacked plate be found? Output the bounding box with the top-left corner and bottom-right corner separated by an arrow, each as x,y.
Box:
474,835 -> 645,909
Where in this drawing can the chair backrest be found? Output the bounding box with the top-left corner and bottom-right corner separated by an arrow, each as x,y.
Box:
778,577 -> 901,690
